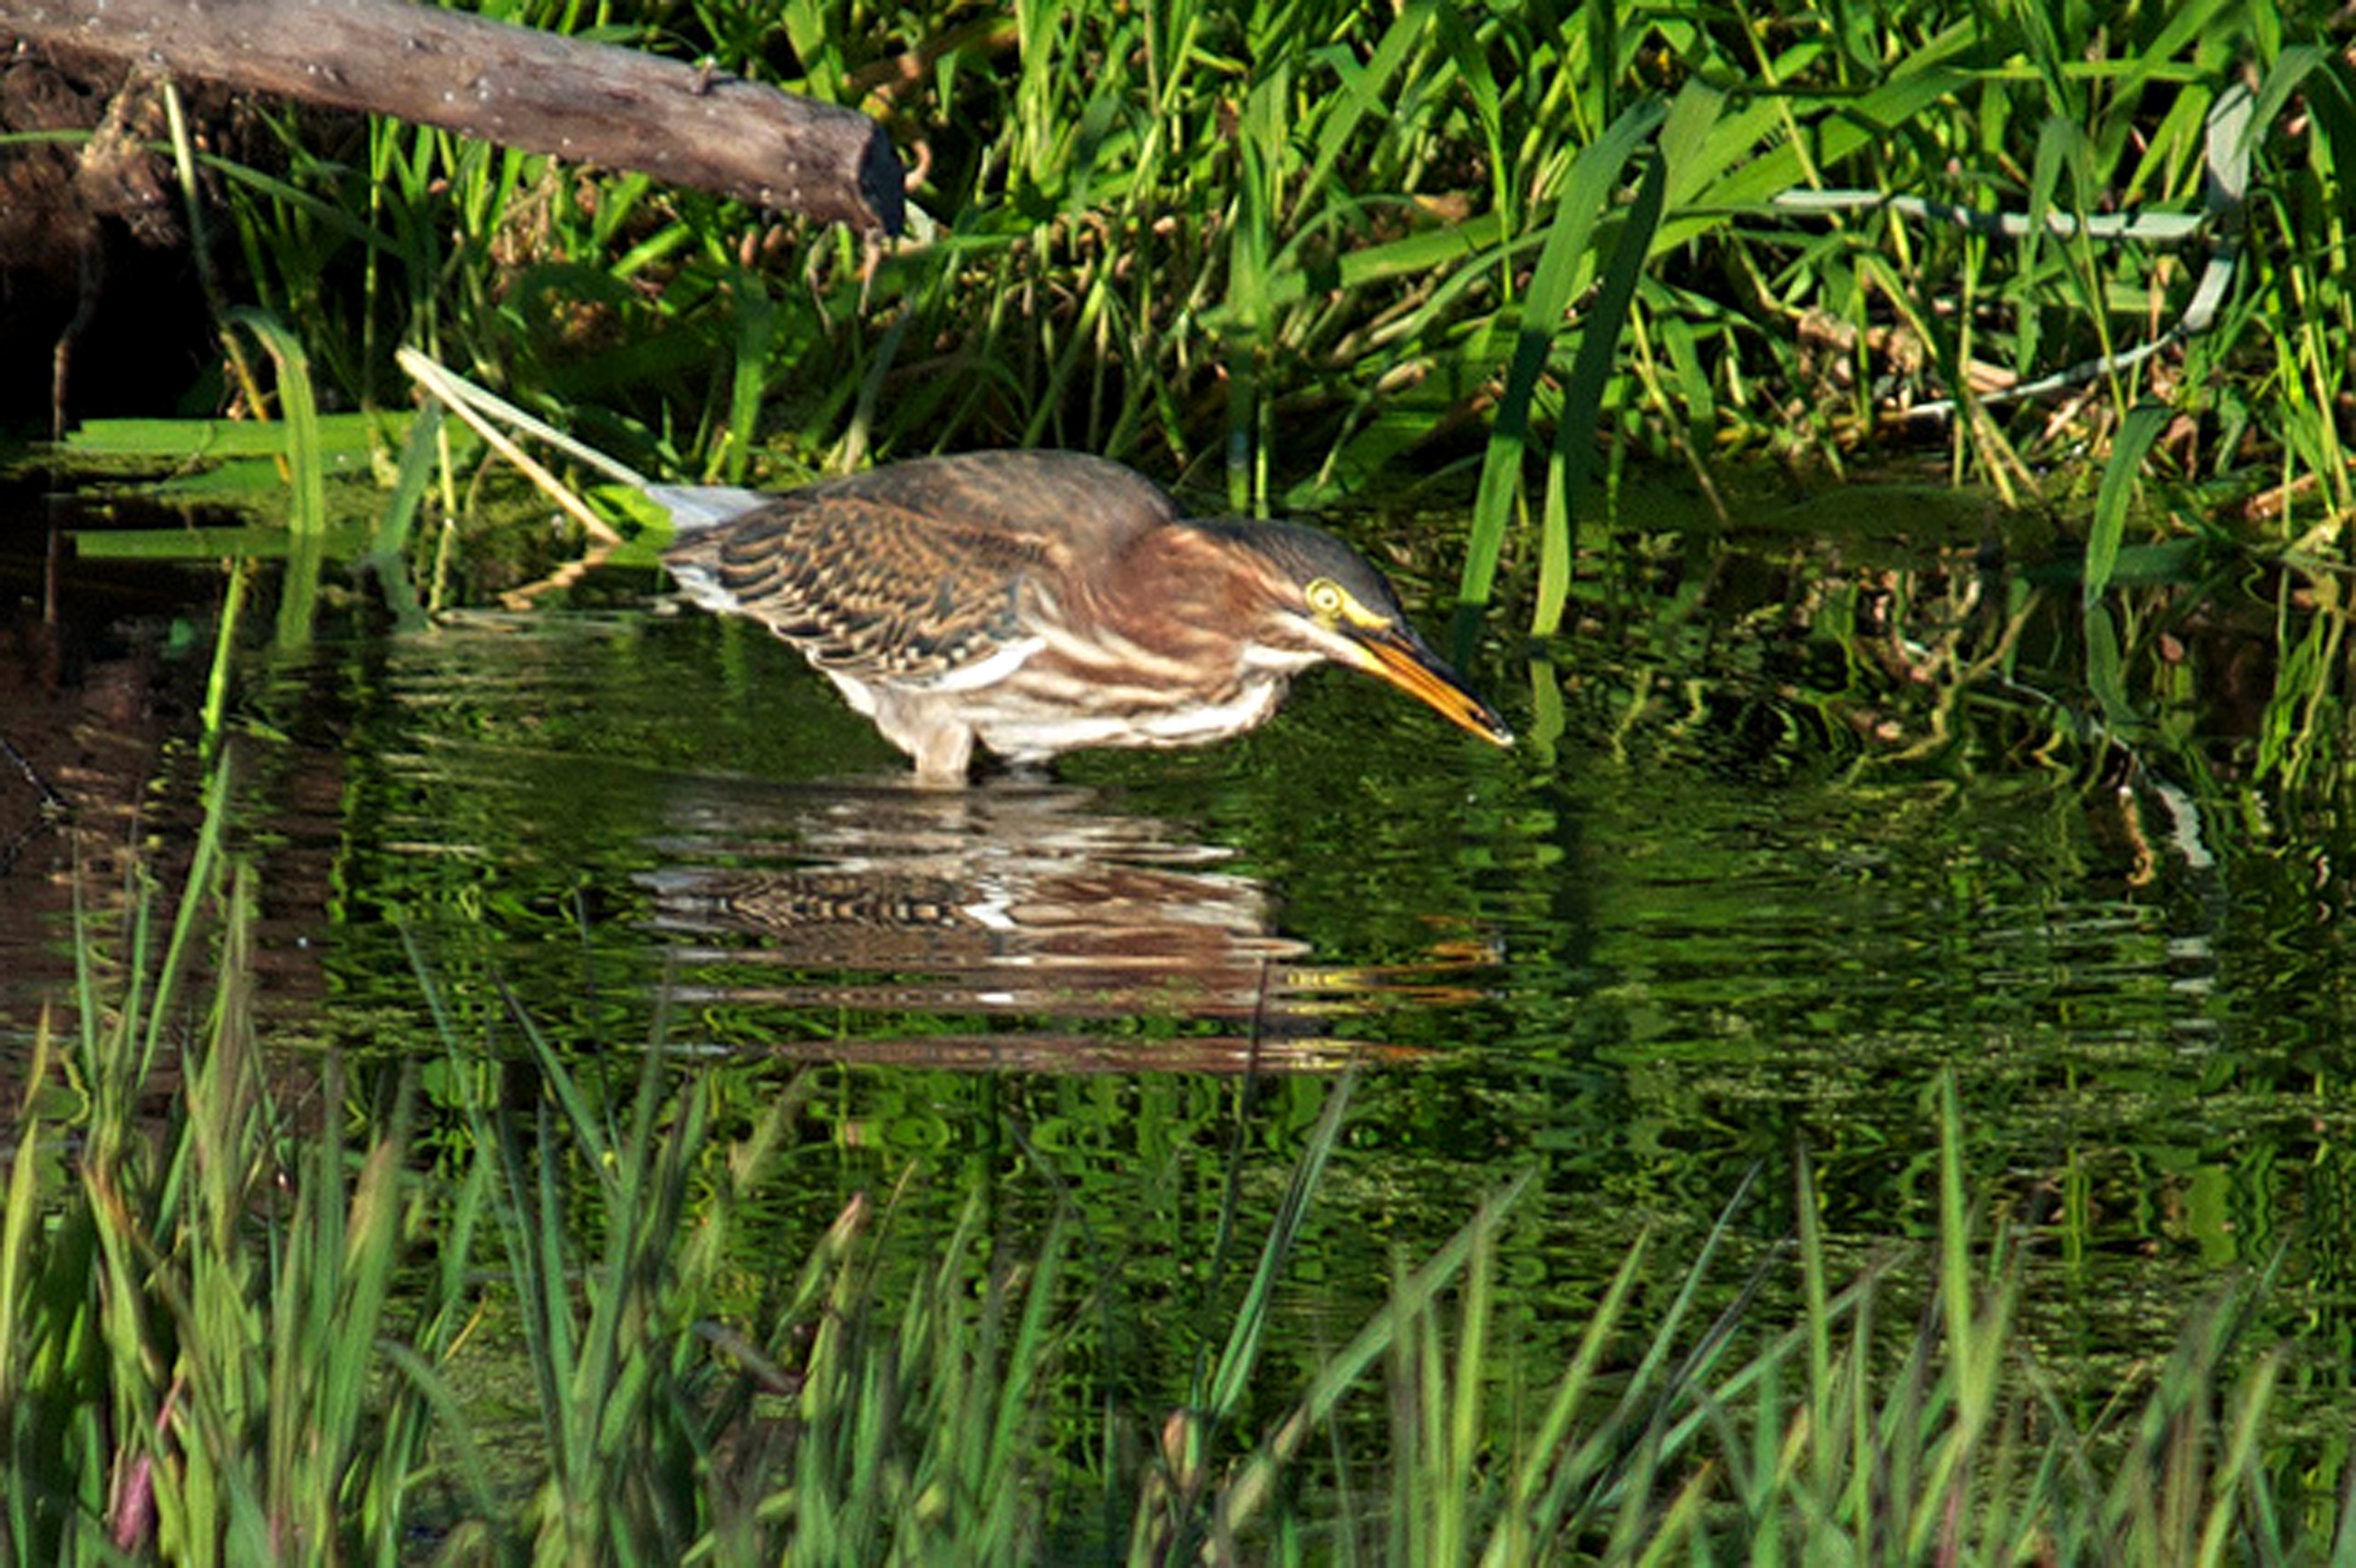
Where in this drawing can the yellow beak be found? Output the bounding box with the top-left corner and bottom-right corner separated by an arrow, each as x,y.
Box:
1345,624 -> 1515,747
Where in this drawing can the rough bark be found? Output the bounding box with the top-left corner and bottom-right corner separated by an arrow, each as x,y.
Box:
1,0 -> 905,236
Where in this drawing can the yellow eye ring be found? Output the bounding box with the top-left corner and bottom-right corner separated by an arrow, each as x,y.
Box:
1305,578 -> 1347,617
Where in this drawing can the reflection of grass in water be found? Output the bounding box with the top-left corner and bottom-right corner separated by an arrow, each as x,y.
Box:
2,757 -> 2336,1556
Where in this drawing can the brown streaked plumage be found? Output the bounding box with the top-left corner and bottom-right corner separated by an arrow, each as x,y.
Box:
663,450 -> 1511,784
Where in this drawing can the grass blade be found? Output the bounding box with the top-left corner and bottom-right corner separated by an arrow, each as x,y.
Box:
2084,400 -> 2171,606
1534,140 -> 1670,636
1463,96 -> 1665,611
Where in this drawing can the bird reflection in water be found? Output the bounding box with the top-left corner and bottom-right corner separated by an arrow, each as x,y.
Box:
640,777 -> 1495,1072
388,350 -> 1504,1066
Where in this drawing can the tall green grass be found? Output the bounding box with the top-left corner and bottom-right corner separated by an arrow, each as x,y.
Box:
0,761 -> 443,1560
170,2 -> 2342,580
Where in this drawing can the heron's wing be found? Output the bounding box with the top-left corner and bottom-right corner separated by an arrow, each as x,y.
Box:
668,495 -> 1042,681
663,452 -> 1180,686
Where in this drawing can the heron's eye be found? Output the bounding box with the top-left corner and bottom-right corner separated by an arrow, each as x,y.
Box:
1305,576 -> 1391,630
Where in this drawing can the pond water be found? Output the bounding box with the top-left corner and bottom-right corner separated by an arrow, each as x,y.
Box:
6,479 -> 2356,1515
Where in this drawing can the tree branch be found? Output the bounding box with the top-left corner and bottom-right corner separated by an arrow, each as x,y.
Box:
2,0 -> 905,236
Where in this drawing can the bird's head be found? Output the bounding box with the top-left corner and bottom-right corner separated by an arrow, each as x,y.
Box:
1208,519 -> 1515,748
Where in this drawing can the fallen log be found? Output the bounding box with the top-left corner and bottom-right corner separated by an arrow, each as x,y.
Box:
0,0 -> 905,237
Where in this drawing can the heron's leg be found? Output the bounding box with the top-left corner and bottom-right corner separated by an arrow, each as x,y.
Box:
908,722 -> 976,785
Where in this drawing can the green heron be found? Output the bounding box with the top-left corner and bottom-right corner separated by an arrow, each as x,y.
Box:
661,451 -> 1512,784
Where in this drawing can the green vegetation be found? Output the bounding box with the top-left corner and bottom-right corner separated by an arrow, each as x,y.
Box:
10,3 -> 2356,1557
4,776 -> 2339,1557
75,1 -> 2346,622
